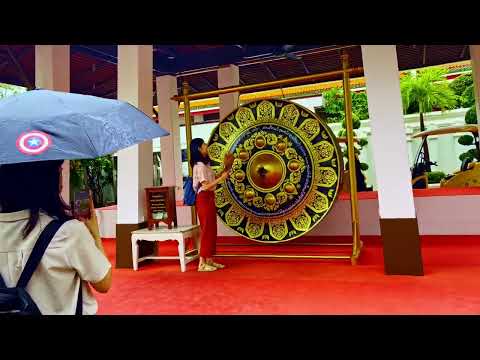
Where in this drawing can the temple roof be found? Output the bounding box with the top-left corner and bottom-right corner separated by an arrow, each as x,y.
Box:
0,45 -> 472,107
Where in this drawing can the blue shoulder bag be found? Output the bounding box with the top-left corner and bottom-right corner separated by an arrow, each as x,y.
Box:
183,177 -> 197,206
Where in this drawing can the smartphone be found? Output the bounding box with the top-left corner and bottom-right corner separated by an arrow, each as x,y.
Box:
73,190 -> 91,219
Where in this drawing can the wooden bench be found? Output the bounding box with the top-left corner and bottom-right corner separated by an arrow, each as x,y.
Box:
131,225 -> 200,272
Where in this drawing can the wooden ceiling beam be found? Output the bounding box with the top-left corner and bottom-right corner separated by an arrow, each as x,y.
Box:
299,57 -> 311,74
264,64 -> 276,80
5,45 -> 33,90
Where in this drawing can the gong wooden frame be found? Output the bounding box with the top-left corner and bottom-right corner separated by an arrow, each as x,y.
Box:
172,53 -> 362,265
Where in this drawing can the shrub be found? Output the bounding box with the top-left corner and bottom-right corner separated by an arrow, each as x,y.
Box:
351,92 -> 369,120
467,148 -> 480,160
341,115 -> 361,130
461,84 -> 476,108
459,149 -> 480,162
358,138 -> 369,147
458,134 -> 474,146
459,152 -> 473,162
360,162 -> 369,171
321,88 -> 370,183
465,106 -> 478,124
427,171 -> 446,184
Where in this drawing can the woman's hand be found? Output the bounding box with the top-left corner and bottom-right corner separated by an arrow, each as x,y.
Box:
224,152 -> 234,171
220,170 -> 230,180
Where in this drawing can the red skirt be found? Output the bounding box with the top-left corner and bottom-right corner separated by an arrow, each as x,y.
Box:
196,191 -> 217,258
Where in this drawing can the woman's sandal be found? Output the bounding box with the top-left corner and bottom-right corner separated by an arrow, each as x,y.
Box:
208,261 -> 226,269
198,263 -> 217,272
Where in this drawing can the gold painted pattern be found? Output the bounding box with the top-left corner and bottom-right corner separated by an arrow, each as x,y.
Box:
298,118 -> 321,140
215,187 -> 229,208
317,167 -> 338,187
246,219 -> 264,238
235,107 -> 255,127
313,141 -> 335,162
290,211 -> 312,232
269,222 -> 288,241
278,103 -> 300,127
207,99 -> 342,243
307,191 -> 330,213
207,142 -> 225,162
219,122 -> 238,142
256,100 -> 275,122
225,206 -> 244,226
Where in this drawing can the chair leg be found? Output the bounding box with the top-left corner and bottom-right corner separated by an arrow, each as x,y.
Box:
131,239 -> 139,271
178,239 -> 186,272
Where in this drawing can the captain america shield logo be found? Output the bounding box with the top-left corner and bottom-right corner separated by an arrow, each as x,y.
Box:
16,131 -> 52,155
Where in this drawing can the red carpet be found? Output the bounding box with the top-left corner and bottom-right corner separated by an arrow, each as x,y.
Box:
96,237 -> 480,315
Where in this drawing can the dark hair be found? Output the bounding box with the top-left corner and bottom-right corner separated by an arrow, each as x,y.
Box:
189,138 -> 209,168
0,160 -> 72,237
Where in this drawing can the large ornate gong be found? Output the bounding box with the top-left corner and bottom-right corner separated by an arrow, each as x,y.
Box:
207,99 -> 343,243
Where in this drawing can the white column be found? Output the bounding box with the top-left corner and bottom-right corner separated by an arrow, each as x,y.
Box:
469,46 -> 480,131
361,45 -> 416,219
117,45 -> 153,224
218,65 -> 240,119
156,75 -> 183,200
362,45 -> 423,276
35,45 -> 70,203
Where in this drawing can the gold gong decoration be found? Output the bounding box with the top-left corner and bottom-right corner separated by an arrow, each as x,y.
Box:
208,99 -> 343,243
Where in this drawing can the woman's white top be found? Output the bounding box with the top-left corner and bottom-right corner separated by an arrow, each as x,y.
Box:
192,162 -> 215,194
0,210 -> 111,315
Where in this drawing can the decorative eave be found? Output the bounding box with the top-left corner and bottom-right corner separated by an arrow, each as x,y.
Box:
151,59 -> 471,116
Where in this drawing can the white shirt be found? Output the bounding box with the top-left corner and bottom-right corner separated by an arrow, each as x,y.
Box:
0,210 -> 111,315
192,162 -> 216,194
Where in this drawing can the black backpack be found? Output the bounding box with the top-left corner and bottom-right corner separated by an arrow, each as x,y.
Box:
0,220 -> 82,315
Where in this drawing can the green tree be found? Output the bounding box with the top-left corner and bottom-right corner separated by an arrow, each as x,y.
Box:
317,87 -> 370,123
0,83 -> 25,99
70,156 -> 117,208
448,73 -> 472,102
447,73 -> 476,108
318,88 -> 345,123
400,68 -> 457,169
401,68 -> 457,131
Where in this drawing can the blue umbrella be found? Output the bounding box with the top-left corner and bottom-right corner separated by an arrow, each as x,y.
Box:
0,89 -> 169,165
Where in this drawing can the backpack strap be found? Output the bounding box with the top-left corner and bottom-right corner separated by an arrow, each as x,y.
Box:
75,281 -> 83,316
15,219 -> 83,315
17,220 -> 64,288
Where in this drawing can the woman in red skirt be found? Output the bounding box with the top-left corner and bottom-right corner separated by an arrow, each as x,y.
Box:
190,138 -> 230,272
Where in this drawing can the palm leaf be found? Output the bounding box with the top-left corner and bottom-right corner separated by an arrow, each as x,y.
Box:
400,68 -> 457,115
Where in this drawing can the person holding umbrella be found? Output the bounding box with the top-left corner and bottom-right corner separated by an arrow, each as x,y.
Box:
0,90 -> 169,315
0,161 -> 112,314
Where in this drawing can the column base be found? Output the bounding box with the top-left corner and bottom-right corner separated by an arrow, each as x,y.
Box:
116,223 -> 156,269
380,218 -> 424,276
